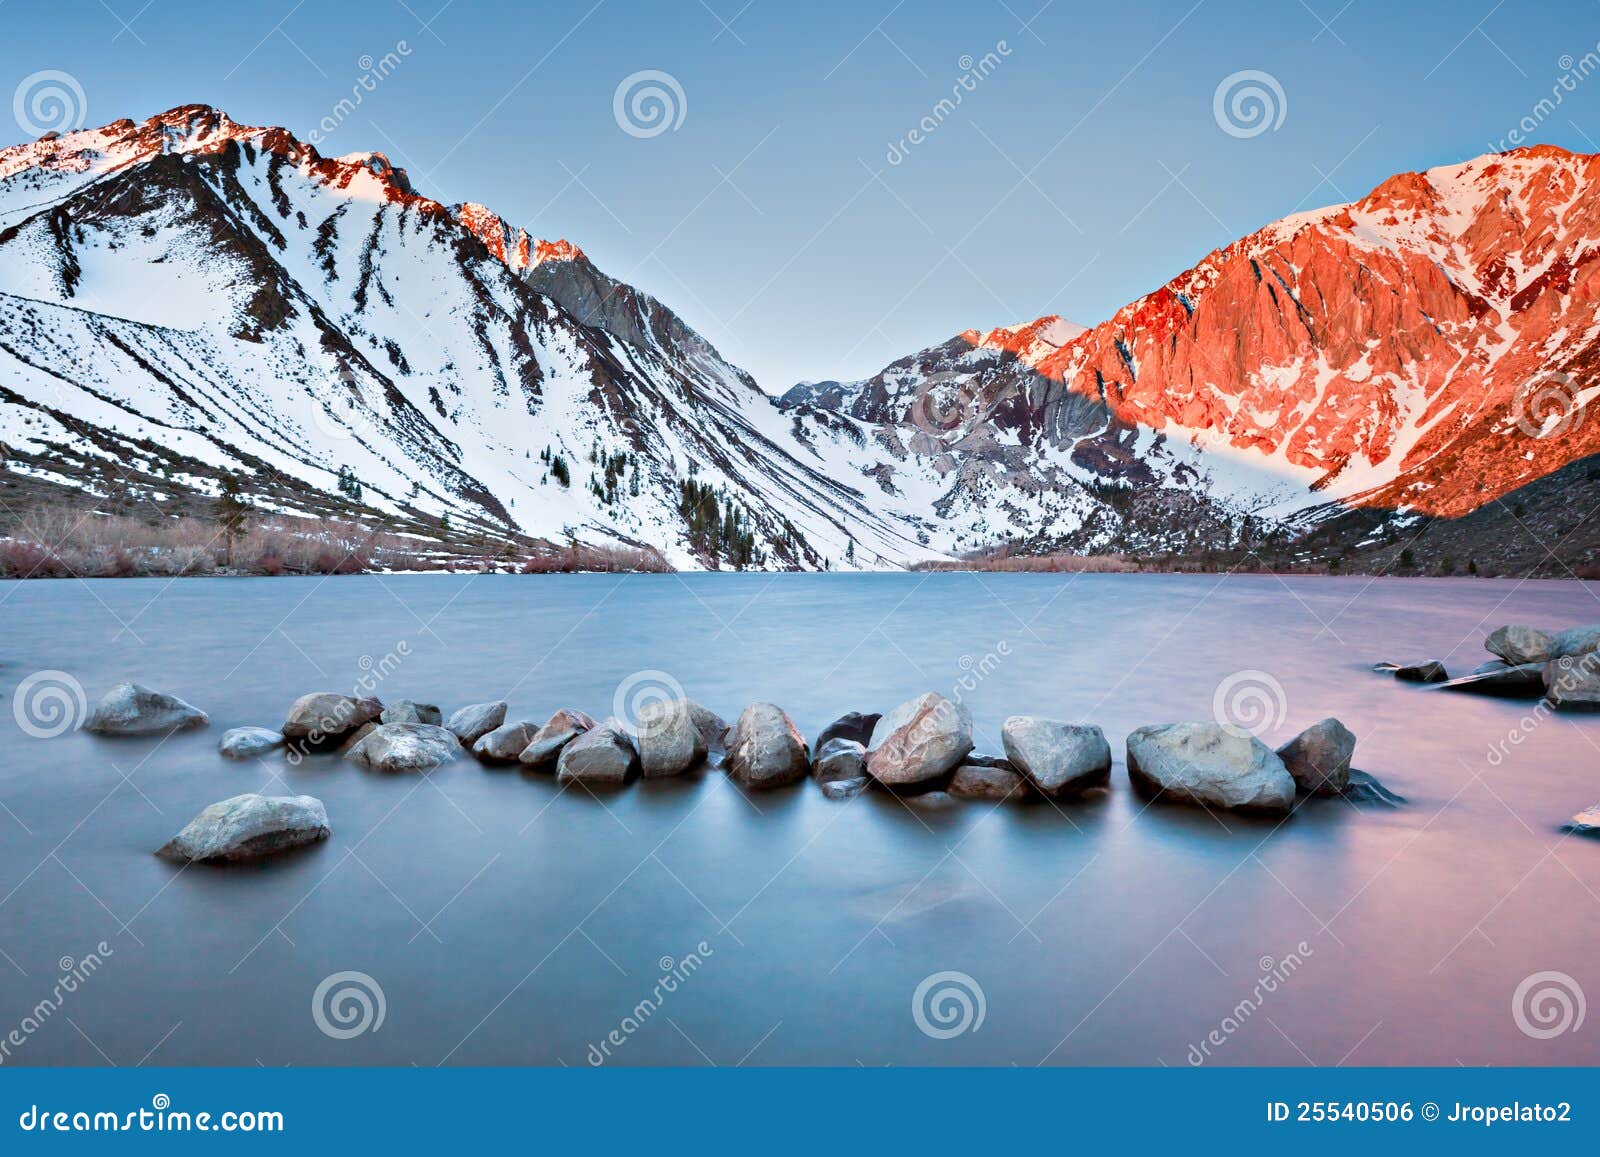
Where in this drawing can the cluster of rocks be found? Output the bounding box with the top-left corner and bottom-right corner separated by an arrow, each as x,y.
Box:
74,681 -> 1405,865
1377,620 -> 1600,707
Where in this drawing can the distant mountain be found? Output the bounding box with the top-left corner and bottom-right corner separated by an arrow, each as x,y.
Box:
2,106 -> 1595,571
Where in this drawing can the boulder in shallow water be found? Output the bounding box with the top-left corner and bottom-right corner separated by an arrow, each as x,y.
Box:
815,711 -> 881,751
819,776 -> 869,801
1564,807 -> 1600,836
1276,717 -> 1355,796
519,708 -> 597,768
556,719 -> 639,786
282,692 -> 380,740
1393,661 -> 1448,684
1126,722 -> 1296,813
726,702 -> 809,789
813,737 -> 866,784
473,720 -> 541,762
1437,662 -> 1546,698
344,723 -> 460,773
85,683 -> 208,736
1001,716 -> 1111,797
1553,624 -> 1600,658
1340,770 -> 1405,807
866,693 -> 973,788
1543,653 -> 1600,711
685,701 -> 730,752
949,763 -> 1029,801
445,700 -> 507,745
637,699 -> 708,778
382,699 -> 442,726
1485,625 -> 1555,666
218,726 -> 285,760
156,793 -> 329,862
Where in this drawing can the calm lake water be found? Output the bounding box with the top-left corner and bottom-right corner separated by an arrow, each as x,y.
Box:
1,572 -> 1598,1066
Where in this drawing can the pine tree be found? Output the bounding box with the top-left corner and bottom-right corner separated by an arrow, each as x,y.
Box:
214,474 -> 251,568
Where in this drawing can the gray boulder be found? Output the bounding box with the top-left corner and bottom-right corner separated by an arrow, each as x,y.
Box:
446,700 -> 507,744
282,692 -> 380,740
819,776 -> 869,800
1553,624 -> 1600,658
685,701 -> 730,752
815,711 -> 881,750
519,708 -> 597,768
1438,662 -> 1546,698
85,683 -> 208,736
813,737 -> 867,784
1485,625 -> 1555,665
1544,654 -> 1600,710
1001,716 -> 1112,797
637,699 -> 707,778
218,726 -> 285,760
866,693 -> 973,787
949,763 -> 1029,801
726,702 -> 809,789
556,719 -> 639,786
473,720 -> 542,762
382,699 -> 442,725
156,793 -> 329,862
1276,717 -> 1355,796
1126,722 -> 1296,813
345,723 -> 460,773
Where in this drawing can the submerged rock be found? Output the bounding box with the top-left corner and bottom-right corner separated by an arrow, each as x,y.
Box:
637,699 -> 707,778
1485,625 -> 1554,666
1340,770 -> 1405,807
556,719 -> 639,786
819,776 -> 869,801
382,699 -> 442,726
156,793 -> 329,862
1126,722 -> 1296,813
813,737 -> 867,784
726,702 -> 809,789
473,720 -> 541,762
345,723 -> 460,773
815,711 -> 881,751
445,700 -> 507,745
1276,717 -> 1355,797
519,708 -> 596,768
948,763 -> 1029,801
866,693 -> 973,788
1001,716 -> 1111,798
1437,662 -> 1546,698
282,692 -> 380,740
1544,654 -> 1600,710
685,701 -> 730,753
1393,661 -> 1448,684
85,683 -> 208,736
1564,807 -> 1600,836
218,726 -> 285,760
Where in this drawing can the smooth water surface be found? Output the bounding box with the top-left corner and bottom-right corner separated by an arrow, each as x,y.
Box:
1,572 -> 1598,1066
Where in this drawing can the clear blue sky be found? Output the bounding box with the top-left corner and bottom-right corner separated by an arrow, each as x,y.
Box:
4,0 -> 1598,389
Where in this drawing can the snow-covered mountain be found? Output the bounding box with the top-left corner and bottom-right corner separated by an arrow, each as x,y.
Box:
2,105 -> 1595,570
